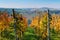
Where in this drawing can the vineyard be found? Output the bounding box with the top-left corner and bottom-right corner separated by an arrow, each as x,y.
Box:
0,8 -> 60,40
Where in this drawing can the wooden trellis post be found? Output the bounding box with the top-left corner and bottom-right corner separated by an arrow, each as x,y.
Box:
12,9 -> 19,40
47,9 -> 51,40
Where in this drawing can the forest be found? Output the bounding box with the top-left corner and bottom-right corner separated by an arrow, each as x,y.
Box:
0,8 -> 60,40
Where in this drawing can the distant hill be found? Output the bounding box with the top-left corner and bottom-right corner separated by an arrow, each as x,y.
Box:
0,7 -> 60,19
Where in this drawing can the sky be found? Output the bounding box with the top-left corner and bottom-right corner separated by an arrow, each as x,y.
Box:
0,0 -> 60,9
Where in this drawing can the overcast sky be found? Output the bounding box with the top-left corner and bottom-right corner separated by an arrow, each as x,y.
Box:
0,0 -> 60,9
